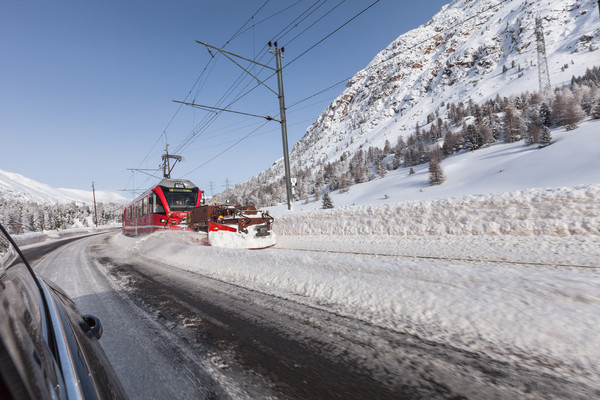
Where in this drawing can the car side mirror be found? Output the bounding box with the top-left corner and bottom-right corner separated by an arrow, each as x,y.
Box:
81,314 -> 103,339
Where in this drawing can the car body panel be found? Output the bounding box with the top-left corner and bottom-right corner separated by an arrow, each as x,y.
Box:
0,225 -> 128,399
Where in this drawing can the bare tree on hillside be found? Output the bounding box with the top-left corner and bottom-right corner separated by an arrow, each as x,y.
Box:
503,102 -> 525,143
563,96 -> 587,130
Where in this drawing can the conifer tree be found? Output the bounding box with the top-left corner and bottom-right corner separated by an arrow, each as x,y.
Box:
442,130 -> 459,156
383,139 -> 391,154
428,154 -> 445,186
525,124 -> 541,146
593,100 -> 600,119
322,192 -> 334,209
464,124 -> 483,150
478,123 -> 494,145
392,149 -> 403,169
376,160 -> 387,178
539,126 -> 553,148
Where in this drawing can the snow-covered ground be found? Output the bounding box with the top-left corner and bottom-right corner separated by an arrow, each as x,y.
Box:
108,121 -> 600,391
12,225 -> 120,246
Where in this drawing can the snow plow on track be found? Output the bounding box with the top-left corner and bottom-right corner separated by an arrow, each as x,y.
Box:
186,203 -> 276,249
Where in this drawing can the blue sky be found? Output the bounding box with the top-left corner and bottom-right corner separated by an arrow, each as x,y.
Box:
1,0 -> 449,198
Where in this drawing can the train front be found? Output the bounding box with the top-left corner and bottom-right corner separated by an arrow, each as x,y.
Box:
154,179 -> 203,231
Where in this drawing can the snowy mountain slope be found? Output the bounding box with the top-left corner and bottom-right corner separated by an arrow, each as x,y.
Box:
244,0 -> 600,187
0,168 -> 127,204
266,118 -> 600,214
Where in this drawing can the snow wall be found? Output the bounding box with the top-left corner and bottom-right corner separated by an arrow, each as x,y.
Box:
276,185 -> 600,237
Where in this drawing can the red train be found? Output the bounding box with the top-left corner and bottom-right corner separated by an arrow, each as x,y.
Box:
122,178 -> 204,236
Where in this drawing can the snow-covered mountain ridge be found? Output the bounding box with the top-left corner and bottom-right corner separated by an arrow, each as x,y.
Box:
0,168 -> 127,205
229,0 -> 600,198
292,0 -> 599,166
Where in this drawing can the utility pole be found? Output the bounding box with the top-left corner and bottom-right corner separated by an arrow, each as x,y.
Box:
162,143 -> 183,179
92,181 -> 98,228
269,42 -> 294,211
179,41 -> 295,211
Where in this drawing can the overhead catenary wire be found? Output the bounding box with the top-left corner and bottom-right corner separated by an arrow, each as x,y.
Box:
172,0 -> 334,155
269,0 -> 330,44
284,0 -> 382,69
172,1 -> 347,156
196,0 -> 382,127
144,1 -> 270,162
283,0 -> 347,48
231,0 -> 305,42
128,1 -> 272,194
182,120 -> 271,178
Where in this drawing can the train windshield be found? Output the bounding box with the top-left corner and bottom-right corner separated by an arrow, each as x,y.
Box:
160,186 -> 198,212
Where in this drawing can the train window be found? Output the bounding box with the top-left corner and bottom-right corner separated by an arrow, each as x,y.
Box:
152,193 -> 166,215
142,197 -> 148,216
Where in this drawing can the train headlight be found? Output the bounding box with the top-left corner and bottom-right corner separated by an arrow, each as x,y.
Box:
160,218 -> 168,223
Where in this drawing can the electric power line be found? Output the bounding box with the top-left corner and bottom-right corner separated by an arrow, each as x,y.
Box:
174,0 -> 331,152
182,120 -> 271,178
284,0 -> 348,49
285,0 -> 382,69
133,1 -> 272,172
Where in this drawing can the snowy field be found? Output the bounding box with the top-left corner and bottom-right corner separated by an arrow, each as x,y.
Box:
12,225 -> 120,246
